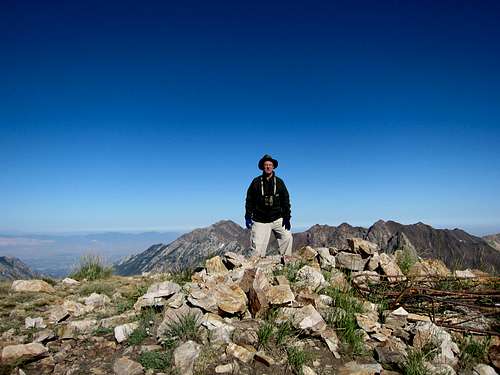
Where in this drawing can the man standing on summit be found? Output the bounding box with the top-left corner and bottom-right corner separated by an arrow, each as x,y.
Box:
245,154 -> 293,257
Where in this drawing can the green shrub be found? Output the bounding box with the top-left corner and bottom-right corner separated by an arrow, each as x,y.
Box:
273,260 -> 307,284
323,286 -> 365,354
93,326 -> 113,336
459,335 -> 490,370
396,248 -> 418,275
138,350 -> 172,371
161,312 -> 201,347
70,254 -> 113,281
257,321 -> 274,348
401,348 -> 428,375
275,320 -> 295,347
128,307 -> 158,346
287,346 -> 311,374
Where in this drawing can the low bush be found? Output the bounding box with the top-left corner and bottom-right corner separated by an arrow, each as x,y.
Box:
70,254 -> 113,281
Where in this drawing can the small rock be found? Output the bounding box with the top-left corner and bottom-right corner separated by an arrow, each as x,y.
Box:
321,328 -> 340,358
25,316 -> 46,329
173,340 -> 201,375
114,322 -> 139,343
282,304 -> 326,333
62,277 -> 80,285
215,363 -> 234,373
48,305 -> 70,323
355,313 -> 380,333
226,342 -> 254,363
407,313 -> 431,322
454,269 -> 476,278
412,321 -> 459,366
367,253 -> 380,271
11,279 -> 55,293
351,271 -> 380,289
335,252 -> 368,271
113,356 -> 144,375
266,284 -> 295,305
206,256 -> 229,275
408,259 -> 450,278
1,343 -> 48,364
82,293 -> 111,308
33,329 -> 56,343
374,336 -> 407,366
296,265 -> 326,291
379,253 -> 405,282
347,238 -> 379,256
338,361 -> 383,375
316,247 -> 336,270
298,246 -> 318,260
254,351 -> 275,366
473,364 -> 497,375
215,283 -> 248,314
59,319 -> 97,338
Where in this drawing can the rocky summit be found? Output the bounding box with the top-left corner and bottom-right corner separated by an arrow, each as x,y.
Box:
1,239 -> 499,375
114,220 -> 500,277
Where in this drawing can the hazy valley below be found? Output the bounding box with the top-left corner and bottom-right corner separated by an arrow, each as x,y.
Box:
0,231 -> 181,277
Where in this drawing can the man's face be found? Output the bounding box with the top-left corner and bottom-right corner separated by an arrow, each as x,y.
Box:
263,161 -> 274,174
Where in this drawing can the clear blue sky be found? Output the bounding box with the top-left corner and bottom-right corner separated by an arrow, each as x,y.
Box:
1,0 -> 499,235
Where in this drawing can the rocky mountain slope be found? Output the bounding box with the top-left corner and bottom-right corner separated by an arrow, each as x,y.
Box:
115,220 -> 500,276
298,220 -> 500,273
484,234 -> 500,252
114,220 -> 250,276
1,240 -> 498,374
0,256 -> 38,281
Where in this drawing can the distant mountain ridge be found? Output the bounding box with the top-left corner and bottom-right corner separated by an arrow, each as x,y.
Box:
114,219 -> 500,276
483,233 -> 500,251
114,221 -> 249,275
0,256 -> 39,280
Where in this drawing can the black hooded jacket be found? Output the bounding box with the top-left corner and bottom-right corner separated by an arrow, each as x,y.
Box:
245,172 -> 291,223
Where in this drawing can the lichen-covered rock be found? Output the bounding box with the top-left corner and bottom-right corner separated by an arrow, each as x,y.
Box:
336,252 -> 368,271
226,342 -> 254,363
408,259 -> 450,278
412,321 -> 459,366
25,316 -> 46,329
347,238 -> 379,256
265,284 -> 295,305
174,340 -> 201,375
82,292 -> 111,308
379,253 -> 405,282
11,279 -> 55,293
1,343 -> 48,364
214,283 -> 247,314
58,319 -> 97,338
206,256 -> 229,275
316,247 -> 336,270
114,322 -> 139,343
351,271 -> 380,288
296,265 -> 326,291
281,304 -> 326,333
113,356 -> 144,375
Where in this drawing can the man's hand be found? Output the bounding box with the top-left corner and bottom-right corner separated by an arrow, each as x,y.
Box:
282,217 -> 291,231
245,217 -> 253,229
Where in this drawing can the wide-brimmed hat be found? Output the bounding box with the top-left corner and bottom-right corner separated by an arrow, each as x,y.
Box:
258,154 -> 278,170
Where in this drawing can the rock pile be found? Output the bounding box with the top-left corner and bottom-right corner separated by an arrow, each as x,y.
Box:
0,239 -> 499,375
